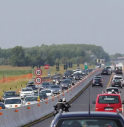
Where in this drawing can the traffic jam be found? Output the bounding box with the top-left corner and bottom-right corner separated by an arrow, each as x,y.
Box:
1,64 -> 124,127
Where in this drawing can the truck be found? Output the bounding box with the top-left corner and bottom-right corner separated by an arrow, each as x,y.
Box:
115,63 -> 123,74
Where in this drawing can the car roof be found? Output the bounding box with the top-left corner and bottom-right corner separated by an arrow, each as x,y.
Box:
54,111 -> 122,120
5,97 -> 21,100
22,87 -> 32,89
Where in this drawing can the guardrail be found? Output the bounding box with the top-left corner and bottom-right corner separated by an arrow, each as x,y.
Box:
0,70 -> 101,127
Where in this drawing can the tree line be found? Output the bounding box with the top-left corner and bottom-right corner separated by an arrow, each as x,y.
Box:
0,44 -> 110,66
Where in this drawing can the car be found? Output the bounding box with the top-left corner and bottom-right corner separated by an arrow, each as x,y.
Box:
111,79 -> 122,88
66,77 -> 75,85
94,76 -> 103,82
60,79 -> 72,90
4,97 -> 23,108
53,76 -> 61,84
73,73 -> 83,80
19,87 -> 34,98
63,72 -> 70,79
0,102 -> 6,109
103,87 -> 121,95
105,66 -> 112,73
115,66 -> 123,74
112,75 -> 124,86
40,82 -> 52,88
34,92 -> 48,101
23,96 -> 38,105
27,81 -> 35,85
92,78 -> 103,87
50,111 -> 124,127
48,85 -> 62,95
40,89 -> 53,97
2,91 -> 19,102
26,84 -> 38,92
65,70 -> 74,77
92,94 -> 124,113
101,68 -> 111,75
81,70 -> 87,76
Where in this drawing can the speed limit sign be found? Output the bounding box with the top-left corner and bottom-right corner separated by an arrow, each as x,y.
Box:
35,68 -> 42,76
35,77 -> 42,84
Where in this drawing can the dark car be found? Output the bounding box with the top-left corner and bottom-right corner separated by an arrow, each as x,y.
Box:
2,91 -> 19,102
26,84 -> 38,92
73,73 -> 83,80
52,76 -> 61,84
82,70 -> 87,76
50,111 -> 124,127
63,73 -> 70,79
0,102 -> 5,109
60,79 -> 72,90
34,93 -> 48,101
101,68 -> 111,75
92,78 -> 103,87
65,70 -> 74,77
41,82 -> 52,88
111,79 -> 122,88
66,77 -> 75,85
27,81 -> 35,85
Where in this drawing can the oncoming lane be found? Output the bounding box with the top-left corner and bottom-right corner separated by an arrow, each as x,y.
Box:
30,75 -> 112,127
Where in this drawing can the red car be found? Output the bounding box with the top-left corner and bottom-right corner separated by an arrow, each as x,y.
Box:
92,94 -> 124,114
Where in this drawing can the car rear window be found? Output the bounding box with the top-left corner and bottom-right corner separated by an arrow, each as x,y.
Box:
98,95 -> 119,104
55,118 -> 122,127
106,89 -> 119,93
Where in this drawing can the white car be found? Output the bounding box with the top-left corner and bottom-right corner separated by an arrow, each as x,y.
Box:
112,75 -> 124,85
40,89 -> 52,97
23,96 -> 39,105
105,66 -> 112,73
20,87 -> 34,98
4,97 -> 23,108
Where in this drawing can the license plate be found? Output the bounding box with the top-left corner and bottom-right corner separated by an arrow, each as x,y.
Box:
96,84 -> 99,85
115,85 -> 118,86
105,108 -> 113,110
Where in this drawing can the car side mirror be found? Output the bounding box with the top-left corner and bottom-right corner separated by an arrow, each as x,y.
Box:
92,101 -> 96,104
122,100 -> 124,104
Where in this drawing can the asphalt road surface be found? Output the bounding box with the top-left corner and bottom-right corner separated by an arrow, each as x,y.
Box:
30,74 -> 123,127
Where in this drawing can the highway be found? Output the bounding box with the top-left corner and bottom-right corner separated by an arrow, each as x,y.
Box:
30,74 -> 117,127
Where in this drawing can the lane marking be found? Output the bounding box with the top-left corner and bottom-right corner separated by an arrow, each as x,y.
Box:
107,74 -> 114,88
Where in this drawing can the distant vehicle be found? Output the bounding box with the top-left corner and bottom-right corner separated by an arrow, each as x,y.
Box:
101,68 -> 111,75
27,81 -> 35,85
23,96 -> 38,105
51,111 -> 124,127
60,79 -> 72,90
111,79 -> 122,88
40,89 -> 52,97
112,75 -> 124,86
73,73 -> 83,80
41,82 -> 52,88
103,87 -> 121,95
4,97 -> 23,108
65,70 -> 73,77
52,76 -> 61,84
19,87 -> 34,98
34,93 -> 48,101
0,102 -> 6,109
92,94 -> 124,114
115,63 -> 123,74
66,77 -> 75,85
2,91 -> 19,102
63,73 -> 70,79
26,84 -> 38,92
48,85 -> 62,95
105,66 -> 112,73
92,78 -> 103,87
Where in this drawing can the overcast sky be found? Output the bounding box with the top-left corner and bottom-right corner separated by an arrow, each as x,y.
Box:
0,0 -> 124,54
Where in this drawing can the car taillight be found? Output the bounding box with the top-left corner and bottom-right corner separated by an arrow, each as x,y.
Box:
119,108 -> 122,111
95,108 -> 99,111
112,82 -> 114,84
93,81 -> 95,83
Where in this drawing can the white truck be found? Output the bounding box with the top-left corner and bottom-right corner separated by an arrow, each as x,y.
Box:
115,63 -> 123,74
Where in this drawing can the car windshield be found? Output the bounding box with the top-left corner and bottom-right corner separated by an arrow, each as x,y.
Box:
61,80 -> 69,83
4,92 -> 17,97
42,82 -> 49,85
106,89 -> 119,93
56,119 -> 122,127
40,91 -> 46,94
50,86 -> 60,88
25,97 -> 37,102
5,99 -> 21,104
64,73 -> 69,76
98,95 -> 119,104
114,79 -> 121,82
114,77 -> 122,80
22,88 -> 32,91
94,78 -> 101,81
45,90 -> 51,93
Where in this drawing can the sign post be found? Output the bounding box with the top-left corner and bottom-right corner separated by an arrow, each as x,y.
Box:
84,62 -> 88,69
35,68 -> 42,101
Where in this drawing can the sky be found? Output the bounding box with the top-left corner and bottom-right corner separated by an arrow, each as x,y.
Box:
0,0 -> 124,54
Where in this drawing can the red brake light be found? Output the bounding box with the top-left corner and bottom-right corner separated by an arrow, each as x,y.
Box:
95,108 -> 99,111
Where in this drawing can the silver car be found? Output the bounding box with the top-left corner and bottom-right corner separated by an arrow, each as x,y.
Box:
48,85 -> 62,94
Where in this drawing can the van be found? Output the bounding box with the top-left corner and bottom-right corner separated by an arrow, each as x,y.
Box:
92,94 -> 124,114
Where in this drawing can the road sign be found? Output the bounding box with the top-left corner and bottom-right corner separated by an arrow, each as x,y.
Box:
44,64 -> 49,69
35,77 -> 42,84
84,65 -> 88,69
35,68 -> 42,76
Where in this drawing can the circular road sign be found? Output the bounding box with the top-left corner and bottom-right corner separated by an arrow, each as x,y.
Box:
35,77 -> 42,84
35,68 -> 42,76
